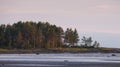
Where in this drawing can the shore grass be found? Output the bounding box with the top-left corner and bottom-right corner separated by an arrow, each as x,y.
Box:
0,47 -> 119,54
48,48 -> 88,51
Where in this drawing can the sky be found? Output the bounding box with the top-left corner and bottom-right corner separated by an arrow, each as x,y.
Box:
0,0 -> 120,48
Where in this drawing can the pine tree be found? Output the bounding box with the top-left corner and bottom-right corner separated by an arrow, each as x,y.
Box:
64,28 -> 79,47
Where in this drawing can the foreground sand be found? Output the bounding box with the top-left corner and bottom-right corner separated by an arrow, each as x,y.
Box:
0,61 -> 120,67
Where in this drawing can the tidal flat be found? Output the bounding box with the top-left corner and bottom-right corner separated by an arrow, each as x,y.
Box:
0,53 -> 120,67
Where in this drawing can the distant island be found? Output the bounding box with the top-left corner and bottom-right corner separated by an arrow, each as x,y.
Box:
0,21 -> 120,54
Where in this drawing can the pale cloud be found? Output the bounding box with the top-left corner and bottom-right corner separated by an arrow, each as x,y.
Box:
96,5 -> 112,10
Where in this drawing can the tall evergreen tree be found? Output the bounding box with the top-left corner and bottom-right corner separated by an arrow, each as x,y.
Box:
64,28 -> 79,47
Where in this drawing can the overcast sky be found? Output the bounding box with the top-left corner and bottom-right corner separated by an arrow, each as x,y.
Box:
0,0 -> 120,48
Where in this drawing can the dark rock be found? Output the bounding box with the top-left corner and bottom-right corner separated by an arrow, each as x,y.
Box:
64,60 -> 69,63
111,54 -> 116,56
36,52 -> 39,55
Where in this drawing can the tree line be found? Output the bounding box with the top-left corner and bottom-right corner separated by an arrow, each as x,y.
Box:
0,21 -> 99,49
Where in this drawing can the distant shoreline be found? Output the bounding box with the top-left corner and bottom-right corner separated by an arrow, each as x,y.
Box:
0,48 -> 120,54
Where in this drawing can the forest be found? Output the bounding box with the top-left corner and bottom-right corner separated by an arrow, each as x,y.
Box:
0,21 -> 99,49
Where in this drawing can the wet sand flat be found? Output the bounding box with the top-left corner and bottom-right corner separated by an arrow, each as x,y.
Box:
0,61 -> 120,67
0,53 -> 120,67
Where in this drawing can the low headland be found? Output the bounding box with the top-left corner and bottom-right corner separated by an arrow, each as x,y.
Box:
0,21 -> 120,54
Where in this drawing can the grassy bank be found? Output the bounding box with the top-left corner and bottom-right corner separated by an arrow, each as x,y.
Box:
0,47 -> 120,54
